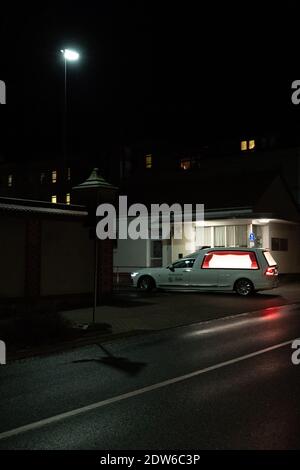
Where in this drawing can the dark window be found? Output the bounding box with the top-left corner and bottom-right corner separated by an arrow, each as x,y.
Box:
271,238 -> 288,251
271,238 -> 280,251
151,240 -> 162,259
151,240 -> 162,267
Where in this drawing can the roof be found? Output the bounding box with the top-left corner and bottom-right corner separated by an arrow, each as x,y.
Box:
122,170 -> 275,207
121,170 -> 300,221
72,168 -> 118,191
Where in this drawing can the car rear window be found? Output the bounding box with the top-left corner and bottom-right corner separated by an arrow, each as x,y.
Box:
263,251 -> 277,266
202,250 -> 259,269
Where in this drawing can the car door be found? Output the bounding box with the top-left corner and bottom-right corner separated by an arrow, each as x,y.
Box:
160,259 -> 194,288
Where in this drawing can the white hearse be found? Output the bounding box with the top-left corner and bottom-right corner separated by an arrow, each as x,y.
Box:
131,247 -> 279,296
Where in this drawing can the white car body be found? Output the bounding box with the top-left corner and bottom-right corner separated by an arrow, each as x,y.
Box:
131,247 -> 279,296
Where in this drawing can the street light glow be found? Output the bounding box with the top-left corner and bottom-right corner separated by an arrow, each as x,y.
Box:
61,49 -> 80,61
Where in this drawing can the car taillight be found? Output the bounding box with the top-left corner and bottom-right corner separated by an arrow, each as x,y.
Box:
265,266 -> 278,276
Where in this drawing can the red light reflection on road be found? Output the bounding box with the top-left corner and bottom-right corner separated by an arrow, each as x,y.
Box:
260,305 -> 282,320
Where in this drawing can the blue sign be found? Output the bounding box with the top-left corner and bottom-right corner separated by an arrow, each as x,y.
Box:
249,232 -> 256,242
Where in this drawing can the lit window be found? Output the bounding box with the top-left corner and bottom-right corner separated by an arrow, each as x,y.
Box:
241,141 -> 247,151
214,226 -> 225,247
248,139 -> 255,150
51,195 -> 57,204
8,174 -> 13,187
40,172 -> 45,184
67,167 -> 71,181
180,159 -> 191,170
145,154 -> 152,169
66,193 -> 71,205
241,140 -> 256,152
202,251 -> 259,269
52,170 -> 57,183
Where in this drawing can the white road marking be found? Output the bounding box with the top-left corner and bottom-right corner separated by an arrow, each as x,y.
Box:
0,338 -> 295,441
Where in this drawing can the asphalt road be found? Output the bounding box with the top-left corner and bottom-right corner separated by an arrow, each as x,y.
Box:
0,303 -> 300,450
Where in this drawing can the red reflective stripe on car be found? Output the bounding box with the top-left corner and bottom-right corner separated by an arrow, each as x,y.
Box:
202,253 -> 213,268
249,252 -> 259,269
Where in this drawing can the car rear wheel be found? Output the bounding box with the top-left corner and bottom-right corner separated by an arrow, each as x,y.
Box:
234,278 -> 254,297
138,275 -> 156,292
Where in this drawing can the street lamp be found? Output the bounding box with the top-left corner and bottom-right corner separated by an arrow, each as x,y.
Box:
60,49 -> 80,161
61,49 -> 80,61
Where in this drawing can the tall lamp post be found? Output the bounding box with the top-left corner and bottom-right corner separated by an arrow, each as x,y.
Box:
60,49 -> 80,161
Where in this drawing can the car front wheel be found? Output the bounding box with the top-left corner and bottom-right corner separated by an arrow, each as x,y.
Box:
138,275 -> 156,292
234,278 -> 254,297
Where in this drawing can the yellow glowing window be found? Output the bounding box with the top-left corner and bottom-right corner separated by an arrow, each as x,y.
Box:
241,141 -> 248,151
249,139 -> 255,150
145,154 -> 152,169
181,159 -> 191,170
8,174 -> 13,187
66,193 -> 71,205
52,170 -> 57,183
51,195 -> 57,204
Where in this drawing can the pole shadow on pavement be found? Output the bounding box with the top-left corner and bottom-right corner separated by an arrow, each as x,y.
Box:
72,343 -> 147,376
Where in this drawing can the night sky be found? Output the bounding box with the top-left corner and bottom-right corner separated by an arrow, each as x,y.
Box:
0,2 -> 300,163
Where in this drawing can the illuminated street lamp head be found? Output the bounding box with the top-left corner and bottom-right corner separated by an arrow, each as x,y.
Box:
61,49 -> 80,61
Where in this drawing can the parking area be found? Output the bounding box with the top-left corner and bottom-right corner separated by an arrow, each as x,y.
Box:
63,281 -> 300,335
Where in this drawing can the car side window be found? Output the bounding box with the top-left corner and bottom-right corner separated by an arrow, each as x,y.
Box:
173,259 -> 195,269
172,261 -> 186,269
185,259 -> 195,268
201,251 -> 259,269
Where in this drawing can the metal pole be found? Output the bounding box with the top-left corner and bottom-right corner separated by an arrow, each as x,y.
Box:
93,236 -> 99,324
93,190 -> 101,324
63,57 -> 67,161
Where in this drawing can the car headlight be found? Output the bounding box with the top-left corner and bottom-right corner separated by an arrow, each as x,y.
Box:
131,272 -> 139,277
